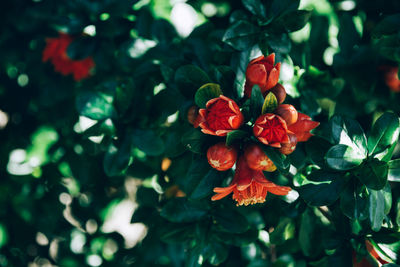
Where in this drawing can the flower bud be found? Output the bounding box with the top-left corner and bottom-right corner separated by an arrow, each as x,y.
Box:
275,104 -> 298,126
207,143 -> 237,171
244,144 -> 276,171
244,53 -> 281,98
278,132 -> 297,155
269,83 -> 286,104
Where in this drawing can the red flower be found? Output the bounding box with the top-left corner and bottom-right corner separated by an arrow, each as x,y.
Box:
42,33 -> 95,81
287,113 -> 319,142
244,53 -> 281,98
381,65 -> 400,92
198,95 -> 244,136
211,157 -> 291,206
207,143 -> 237,171
253,113 -> 290,148
244,144 -> 276,171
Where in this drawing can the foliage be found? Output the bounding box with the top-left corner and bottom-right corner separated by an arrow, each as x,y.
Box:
1,0 -> 400,266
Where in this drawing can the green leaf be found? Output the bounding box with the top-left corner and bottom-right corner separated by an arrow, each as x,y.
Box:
76,92 -> 116,120
305,136 -> 332,167
299,178 -> 346,206
184,156 -> 212,195
223,20 -> 259,51
194,83 -> 222,108
307,170 -> 343,182
261,92 -> 278,114
190,169 -> 224,200
212,208 -> 249,233
181,128 -> 207,154
270,0 -> 300,17
250,85 -> 265,120
340,182 -> 369,220
215,229 -> 258,246
354,159 -> 388,190
278,10 -> 312,32
330,115 -> 368,156
299,208 -> 323,257
266,33 -> 292,54
174,65 -> 211,98
368,188 -> 385,232
326,144 -> 365,171
241,0 -> 266,17
160,224 -> 194,243
270,218 -> 295,245
160,198 -> 208,223
261,146 -> 290,172
382,183 -> 392,215
226,130 -> 248,146
368,112 -> 400,156
103,138 -> 133,177
131,129 -> 164,156
67,36 -> 95,60
372,14 -> 400,38
203,242 -> 229,265
388,159 -> 400,182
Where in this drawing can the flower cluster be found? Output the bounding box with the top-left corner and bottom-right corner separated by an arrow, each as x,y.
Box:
42,33 -> 95,81
189,53 -> 319,206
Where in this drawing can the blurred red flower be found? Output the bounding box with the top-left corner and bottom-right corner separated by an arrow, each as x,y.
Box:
287,112 -> 319,142
244,53 -> 281,98
211,157 -> 291,206
253,113 -> 290,148
198,95 -> 244,136
42,33 -> 95,81
381,65 -> 400,92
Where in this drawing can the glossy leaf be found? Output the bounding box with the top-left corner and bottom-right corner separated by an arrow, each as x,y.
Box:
368,112 -> 400,156
299,178 -> 346,206
368,189 -> 385,232
213,209 -> 249,233
103,137 -> 133,177
330,115 -> 368,156
388,159 -> 400,182
354,159 -> 388,190
326,144 -> 365,171
223,20 -> 259,51
250,85 -> 264,120
76,92 -> 116,120
190,169 -> 225,200
278,10 -> 312,32
175,65 -> 211,98
194,83 -> 223,108
261,92 -> 278,114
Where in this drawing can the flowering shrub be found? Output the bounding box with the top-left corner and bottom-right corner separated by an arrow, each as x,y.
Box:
1,0 -> 400,266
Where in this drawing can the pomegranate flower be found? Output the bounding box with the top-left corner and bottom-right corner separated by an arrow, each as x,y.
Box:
244,144 -> 276,172
42,33 -> 95,81
244,53 -> 281,98
207,143 -> 237,171
287,112 -> 319,142
211,157 -> 291,206
198,95 -> 244,136
253,113 -> 290,148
